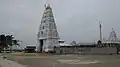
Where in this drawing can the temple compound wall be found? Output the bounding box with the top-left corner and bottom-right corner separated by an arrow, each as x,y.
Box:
54,44 -> 119,55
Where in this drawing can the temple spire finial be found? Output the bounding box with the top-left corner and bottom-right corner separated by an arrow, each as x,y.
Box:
45,0 -> 50,7
44,0 -> 51,9
44,4 -> 46,8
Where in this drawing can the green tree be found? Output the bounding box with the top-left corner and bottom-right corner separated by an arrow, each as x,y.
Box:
6,35 -> 13,51
0,34 -> 8,52
12,40 -> 20,48
0,34 -> 20,52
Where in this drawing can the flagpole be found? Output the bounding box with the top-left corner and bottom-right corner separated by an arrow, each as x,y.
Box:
99,21 -> 102,42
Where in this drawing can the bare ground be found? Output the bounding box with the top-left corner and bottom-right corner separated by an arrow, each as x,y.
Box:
6,54 -> 120,67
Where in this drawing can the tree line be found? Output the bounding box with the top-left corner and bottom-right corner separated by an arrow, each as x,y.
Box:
0,34 -> 20,52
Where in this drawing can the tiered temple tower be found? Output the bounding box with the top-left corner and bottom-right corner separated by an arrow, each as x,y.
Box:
108,28 -> 118,43
37,4 -> 60,52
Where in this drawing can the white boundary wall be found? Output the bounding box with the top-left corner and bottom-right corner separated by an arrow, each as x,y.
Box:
55,47 -> 117,54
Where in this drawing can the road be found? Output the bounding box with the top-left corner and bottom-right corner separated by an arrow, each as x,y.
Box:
6,54 -> 120,67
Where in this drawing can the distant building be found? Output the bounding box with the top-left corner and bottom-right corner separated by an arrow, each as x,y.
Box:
37,4 -> 59,52
70,40 -> 77,46
24,45 -> 36,53
59,40 -> 71,46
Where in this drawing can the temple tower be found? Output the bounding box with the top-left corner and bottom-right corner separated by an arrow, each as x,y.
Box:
108,28 -> 118,43
37,4 -> 60,52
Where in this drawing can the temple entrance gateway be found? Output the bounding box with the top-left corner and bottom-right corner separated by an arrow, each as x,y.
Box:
40,40 -> 44,52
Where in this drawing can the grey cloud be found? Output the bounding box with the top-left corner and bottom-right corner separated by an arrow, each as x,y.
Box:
0,0 -> 120,47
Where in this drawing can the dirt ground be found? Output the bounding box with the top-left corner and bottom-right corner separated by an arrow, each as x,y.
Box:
6,54 -> 120,67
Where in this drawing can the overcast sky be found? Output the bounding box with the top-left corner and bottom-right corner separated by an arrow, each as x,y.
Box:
0,0 -> 120,47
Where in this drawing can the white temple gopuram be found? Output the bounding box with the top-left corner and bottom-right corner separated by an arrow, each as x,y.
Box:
37,4 -> 60,52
